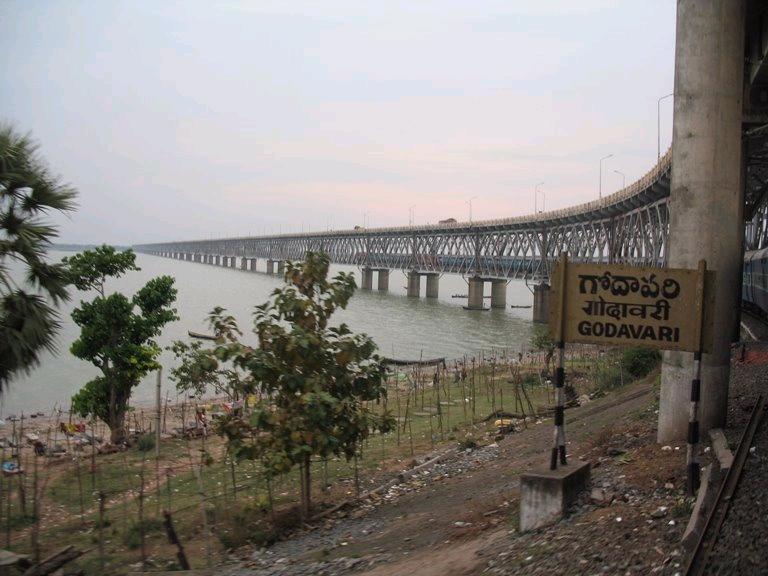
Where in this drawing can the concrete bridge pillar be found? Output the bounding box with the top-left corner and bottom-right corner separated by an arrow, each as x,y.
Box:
532,283 -> 550,323
266,259 -> 275,275
659,0 -> 746,443
249,258 -> 257,272
361,267 -> 373,290
467,277 -> 485,310
229,257 -> 236,268
277,260 -> 285,276
214,255 -> 220,266
425,274 -> 439,298
407,271 -> 421,297
491,280 -> 507,309
240,257 -> 248,270
194,253 -> 200,263
377,269 -> 390,291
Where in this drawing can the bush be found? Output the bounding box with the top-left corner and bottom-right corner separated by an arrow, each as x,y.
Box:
122,518 -> 163,549
136,433 -> 156,452
216,503 -> 279,549
595,363 -> 623,391
621,348 -> 661,378
522,373 -> 538,389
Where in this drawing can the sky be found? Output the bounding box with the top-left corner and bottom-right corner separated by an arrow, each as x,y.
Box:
0,1 -> 677,244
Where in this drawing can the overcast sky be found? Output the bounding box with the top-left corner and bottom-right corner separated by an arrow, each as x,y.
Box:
1,1 -> 676,244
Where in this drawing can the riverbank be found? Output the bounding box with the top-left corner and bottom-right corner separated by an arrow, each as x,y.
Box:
0,345 -> 652,573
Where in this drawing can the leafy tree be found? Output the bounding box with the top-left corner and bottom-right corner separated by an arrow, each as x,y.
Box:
1,124 -> 77,388
531,326 -> 555,376
168,307 -> 248,401
178,252 -> 391,517
66,246 -> 178,444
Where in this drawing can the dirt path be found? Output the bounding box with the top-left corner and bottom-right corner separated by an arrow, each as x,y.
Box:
225,379 -> 655,576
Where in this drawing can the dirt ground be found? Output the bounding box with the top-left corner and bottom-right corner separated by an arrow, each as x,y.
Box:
223,373 -> 693,576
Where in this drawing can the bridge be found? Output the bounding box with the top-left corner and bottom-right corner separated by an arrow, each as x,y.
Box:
137,149 -> 671,318
136,142 -> 767,320
135,0 -> 768,445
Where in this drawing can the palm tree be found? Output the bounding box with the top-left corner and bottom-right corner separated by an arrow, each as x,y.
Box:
1,124 -> 77,389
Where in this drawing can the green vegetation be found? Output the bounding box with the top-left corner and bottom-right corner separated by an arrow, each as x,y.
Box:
136,432 -> 156,452
173,252 -> 392,517
0,124 -> 77,388
621,347 -> 662,378
168,308 -> 247,401
66,245 -> 178,443
531,326 -> 555,375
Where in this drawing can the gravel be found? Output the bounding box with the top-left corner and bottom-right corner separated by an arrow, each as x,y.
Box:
221,442 -> 502,576
703,341 -> 768,575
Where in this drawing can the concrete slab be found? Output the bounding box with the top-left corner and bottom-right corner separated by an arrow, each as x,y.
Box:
520,460 -> 590,532
709,428 -> 733,472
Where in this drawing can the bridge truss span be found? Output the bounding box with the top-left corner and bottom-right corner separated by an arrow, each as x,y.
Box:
136,150 -> 672,282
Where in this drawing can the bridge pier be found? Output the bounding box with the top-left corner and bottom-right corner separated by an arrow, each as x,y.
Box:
425,274 -> 439,298
213,255 -> 220,266
467,277 -> 485,310
659,0 -> 746,443
240,257 -> 248,270
491,280 -> 507,309
407,271 -> 421,297
377,269 -> 389,291
266,259 -> 275,274
361,267 -> 373,290
532,283 -> 550,323
229,257 -> 236,268
249,258 -> 257,272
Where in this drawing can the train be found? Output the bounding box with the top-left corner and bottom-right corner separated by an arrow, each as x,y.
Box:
742,248 -> 768,315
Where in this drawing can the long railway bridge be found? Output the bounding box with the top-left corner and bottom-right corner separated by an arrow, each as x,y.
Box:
135,140 -> 768,321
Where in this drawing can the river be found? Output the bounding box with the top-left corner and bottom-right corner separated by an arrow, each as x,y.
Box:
3,251 -> 537,415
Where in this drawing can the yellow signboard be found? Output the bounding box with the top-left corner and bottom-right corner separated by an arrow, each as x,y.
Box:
549,258 -> 715,353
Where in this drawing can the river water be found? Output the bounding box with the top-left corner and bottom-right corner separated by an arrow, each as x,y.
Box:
3,251 -> 536,415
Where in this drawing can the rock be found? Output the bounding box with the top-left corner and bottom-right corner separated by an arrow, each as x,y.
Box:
591,487 -> 609,505
454,521 -> 472,527
651,506 -> 668,519
664,482 -> 675,490
661,445 -> 673,451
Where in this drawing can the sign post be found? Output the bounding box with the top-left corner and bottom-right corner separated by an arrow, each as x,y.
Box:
549,256 -> 714,491
687,260 -> 707,495
551,252 -> 568,470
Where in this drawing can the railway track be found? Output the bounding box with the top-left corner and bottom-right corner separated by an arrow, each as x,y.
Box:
683,394 -> 766,576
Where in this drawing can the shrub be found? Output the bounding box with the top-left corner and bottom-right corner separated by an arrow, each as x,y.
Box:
621,348 -> 661,378
594,362 -> 623,391
458,434 -> 478,450
522,373 -> 538,389
216,504 -> 282,549
136,433 -> 156,452
122,518 -> 163,549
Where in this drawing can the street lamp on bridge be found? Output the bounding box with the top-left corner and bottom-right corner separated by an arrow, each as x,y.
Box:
534,181 -> 545,213
466,196 -> 478,223
657,92 -> 674,161
613,170 -> 626,190
599,154 -> 613,199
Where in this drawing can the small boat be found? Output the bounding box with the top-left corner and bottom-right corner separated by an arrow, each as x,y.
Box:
188,331 -> 217,341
